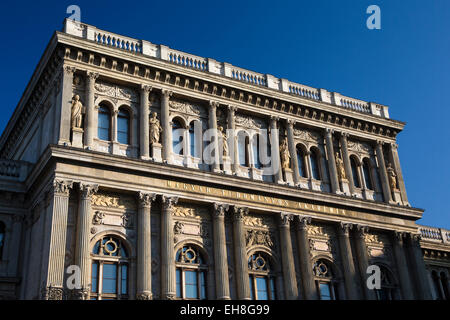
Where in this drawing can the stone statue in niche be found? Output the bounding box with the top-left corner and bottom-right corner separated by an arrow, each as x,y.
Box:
149,112 -> 162,144
218,126 -> 229,157
280,138 -> 290,170
335,152 -> 347,180
71,95 -> 84,129
386,163 -> 398,190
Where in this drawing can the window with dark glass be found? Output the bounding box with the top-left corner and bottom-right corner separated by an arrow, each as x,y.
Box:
310,149 -> 321,180
175,245 -> 207,300
350,157 -> 361,188
98,104 -> 111,141
0,222 -> 5,260
374,266 -> 396,300
313,259 -> 338,300
117,108 -> 130,144
189,122 -> 196,157
172,119 -> 184,155
238,131 -> 249,167
90,236 -> 129,300
362,159 -> 373,190
297,147 -> 306,178
248,252 -> 277,300
252,135 -> 262,169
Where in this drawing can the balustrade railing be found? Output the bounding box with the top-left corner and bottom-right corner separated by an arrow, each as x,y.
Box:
418,225 -> 450,244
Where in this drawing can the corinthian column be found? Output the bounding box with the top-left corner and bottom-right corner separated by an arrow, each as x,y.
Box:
325,129 -> 340,193
136,192 -> 156,300
227,105 -> 239,174
406,233 -> 432,299
212,203 -> 230,300
140,85 -> 152,159
337,223 -> 358,299
161,195 -> 178,299
392,232 -> 414,299
354,225 -> 376,300
232,206 -> 250,300
375,141 -> 393,203
286,119 -> 300,184
85,71 -> 99,149
74,182 -> 98,299
388,143 -> 410,206
339,132 -> 355,194
278,213 -> 298,300
270,117 -> 283,183
295,216 -> 316,299
161,90 -> 173,164
41,179 -> 73,300
209,101 -> 220,172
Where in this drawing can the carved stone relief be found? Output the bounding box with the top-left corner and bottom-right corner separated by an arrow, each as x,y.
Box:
245,229 -> 275,249
94,81 -> 138,102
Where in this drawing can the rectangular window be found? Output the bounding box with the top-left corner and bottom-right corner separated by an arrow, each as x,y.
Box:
121,264 -> 128,295
270,278 -> 276,300
256,277 -> 268,300
200,271 -> 206,300
185,270 -> 198,299
319,282 -> 332,300
102,263 -> 117,294
98,113 -> 110,141
249,276 -> 255,300
176,269 -> 182,298
91,262 -> 98,293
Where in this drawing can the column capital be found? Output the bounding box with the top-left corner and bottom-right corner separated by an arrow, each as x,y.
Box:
270,115 -> 280,123
140,84 -> 153,93
376,139 -> 385,146
63,65 -> 76,75
296,215 -> 312,230
232,206 -> 248,222
138,192 -> 157,208
161,195 -> 178,210
325,128 -> 334,136
393,231 -> 407,243
52,179 -> 73,197
355,224 -> 369,237
209,100 -> 219,109
86,71 -> 99,81
340,131 -> 350,139
339,222 -> 353,236
227,105 -> 237,113
408,232 -> 422,245
390,142 -> 399,150
279,212 -> 293,227
213,203 -> 229,218
161,89 -> 173,98
286,118 -> 295,127
79,183 -> 98,200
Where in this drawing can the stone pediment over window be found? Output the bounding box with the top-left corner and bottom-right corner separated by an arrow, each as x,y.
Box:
94,81 -> 138,103
347,140 -> 373,156
169,99 -> 207,118
235,114 -> 266,130
293,128 -> 322,144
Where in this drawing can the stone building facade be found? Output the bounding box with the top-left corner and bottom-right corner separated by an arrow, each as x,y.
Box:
0,19 -> 448,300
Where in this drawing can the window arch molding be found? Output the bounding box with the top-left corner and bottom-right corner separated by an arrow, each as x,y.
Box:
295,143 -> 308,178
171,116 -> 188,156
187,119 -> 203,159
236,129 -> 251,167
312,256 -> 343,300
174,241 -> 211,300
361,157 -> 375,190
90,230 -> 135,258
247,248 -> 281,300
309,146 -> 323,180
96,100 -> 114,141
349,154 -> 362,188
117,104 -> 133,145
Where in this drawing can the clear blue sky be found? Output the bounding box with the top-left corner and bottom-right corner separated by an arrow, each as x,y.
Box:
0,0 -> 448,228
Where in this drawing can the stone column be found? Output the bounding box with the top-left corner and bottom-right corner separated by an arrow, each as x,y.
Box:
140,85 -> 152,160
136,192 -> 156,300
354,225 -> 376,300
278,213 -> 298,300
337,223 -> 359,299
209,101 -> 220,172
84,71 -> 99,149
406,233 -> 432,299
388,143 -> 410,205
375,141 -> 393,203
232,206 -> 250,300
392,232 -> 414,299
161,90 -> 173,164
270,117 -> 283,183
295,216 -> 316,300
227,105 -> 239,174
57,66 -> 75,145
212,203 -> 230,300
74,183 -> 98,299
340,132 -> 355,194
41,179 -> 73,300
286,119 -> 300,184
161,195 -> 178,299
325,129 -> 340,193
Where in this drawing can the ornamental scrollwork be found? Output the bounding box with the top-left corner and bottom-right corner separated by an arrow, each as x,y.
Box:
245,229 -> 274,249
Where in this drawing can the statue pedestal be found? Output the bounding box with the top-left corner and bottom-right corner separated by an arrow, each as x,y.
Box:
222,156 -> 232,175
71,128 -> 84,148
283,168 -> 294,185
392,189 -> 402,204
340,179 -> 351,196
151,143 -> 162,162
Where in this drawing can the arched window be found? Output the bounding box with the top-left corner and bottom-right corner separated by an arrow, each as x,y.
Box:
98,104 -> 111,141
172,119 -> 184,155
374,266 -> 397,300
91,236 -> 129,300
310,148 -> 321,180
0,222 -> 5,260
296,146 -> 306,178
252,134 -> 262,169
175,245 -> 207,300
362,158 -> 373,190
313,259 -> 338,300
117,108 -> 130,145
238,131 -> 249,167
248,252 -> 277,300
350,157 -> 361,188
189,122 -> 196,157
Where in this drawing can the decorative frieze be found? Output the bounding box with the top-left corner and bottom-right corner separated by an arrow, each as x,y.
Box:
94,81 -> 138,102
245,229 -> 275,248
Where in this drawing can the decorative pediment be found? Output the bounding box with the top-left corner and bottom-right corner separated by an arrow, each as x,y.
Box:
94,81 -> 138,102
293,128 -> 322,143
243,214 -> 272,228
169,99 -> 205,117
347,140 -> 372,155
235,114 -> 265,129
245,229 -> 275,248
